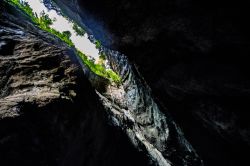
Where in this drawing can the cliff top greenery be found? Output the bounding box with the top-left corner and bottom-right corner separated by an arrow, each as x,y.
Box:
6,0 -> 121,83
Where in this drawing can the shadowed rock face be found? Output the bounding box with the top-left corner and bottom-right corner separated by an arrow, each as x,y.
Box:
0,28 -> 75,118
0,4 -> 152,166
2,0 -> 249,166
49,1 -> 203,165
71,0 -> 250,166
1,1 -> 204,166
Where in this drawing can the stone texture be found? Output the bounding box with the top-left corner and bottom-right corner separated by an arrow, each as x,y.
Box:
0,4 -> 151,166
0,19 -> 78,118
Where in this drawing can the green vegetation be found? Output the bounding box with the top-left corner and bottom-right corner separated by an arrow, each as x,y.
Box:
95,40 -> 102,49
6,0 -> 121,83
77,50 -> 121,83
99,52 -> 106,61
8,0 -> 37,21
48,28 -> 74,46
73,23 -> 85,36
7,0 -> 74,46
40,11 -> 53,26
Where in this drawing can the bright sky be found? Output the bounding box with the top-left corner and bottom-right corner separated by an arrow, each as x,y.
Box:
21,0 -> 100,60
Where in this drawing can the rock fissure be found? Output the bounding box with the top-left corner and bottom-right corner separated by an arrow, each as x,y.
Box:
0,1 -> 203,166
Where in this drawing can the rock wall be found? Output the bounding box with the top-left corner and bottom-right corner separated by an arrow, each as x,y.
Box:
72,0 -> 250,165
0,3 -> 151,166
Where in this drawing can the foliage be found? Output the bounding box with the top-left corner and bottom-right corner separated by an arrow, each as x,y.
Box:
77,50 -> 121,83
50,29 -> 74,46
62,31 -> 71,38
6,0 -> 121,83
7,0 -> 74,46
8,0 -> 37,22
73,23 -> 85,36
95,40 -> 101,49
40,11 -> 53,27
99,52 -> 106,61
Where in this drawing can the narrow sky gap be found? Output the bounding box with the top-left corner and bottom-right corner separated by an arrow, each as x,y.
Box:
21,0 -> 100,60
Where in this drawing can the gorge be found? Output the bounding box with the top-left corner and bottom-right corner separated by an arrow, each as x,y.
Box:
1,0 -> 250,166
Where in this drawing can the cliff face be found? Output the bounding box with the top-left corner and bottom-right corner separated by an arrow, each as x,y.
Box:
1,1 -> 204,166
0,4 -> 152,166
2,0 -> 249,166
71,0 -> 250,166
0,18 -> 74,118
50,1 -> 203,165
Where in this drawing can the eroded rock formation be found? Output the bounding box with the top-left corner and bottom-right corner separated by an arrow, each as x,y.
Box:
0,4 -> 152,166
